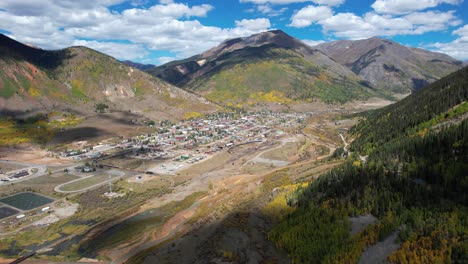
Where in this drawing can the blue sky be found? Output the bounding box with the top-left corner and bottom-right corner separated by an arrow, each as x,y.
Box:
1,0 -> 467,64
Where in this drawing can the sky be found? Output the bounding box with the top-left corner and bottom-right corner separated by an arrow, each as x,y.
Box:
0,0 -> 467,65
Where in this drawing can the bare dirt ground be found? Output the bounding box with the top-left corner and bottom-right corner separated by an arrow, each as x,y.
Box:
350,214 -> 378,236
32,202 -> 79,227
0,144 -> 71,166
358,231 -> 401,264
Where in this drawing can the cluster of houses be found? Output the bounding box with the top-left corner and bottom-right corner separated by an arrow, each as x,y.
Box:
117,111 -> 311,160
56,111 -> 311,164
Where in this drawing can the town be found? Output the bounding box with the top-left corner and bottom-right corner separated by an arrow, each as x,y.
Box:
56,111 -> 311,174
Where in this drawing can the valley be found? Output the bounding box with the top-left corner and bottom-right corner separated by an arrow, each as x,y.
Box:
0,103 -> 371,263
0,23 -> 466,264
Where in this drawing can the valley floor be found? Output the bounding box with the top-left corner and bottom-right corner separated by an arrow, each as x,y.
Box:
0,101 -> 386,264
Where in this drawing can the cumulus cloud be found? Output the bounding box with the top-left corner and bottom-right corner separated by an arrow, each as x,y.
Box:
0,1 -> 272,64
289,5 -> 333,28
429,24 -> 468,60
236,18 -> 272,31
255,4 -> 288,16
240,0 -> 344,6
302,39 -> 326,46
371,0 -> 463,15
73,40 -> 149,60
284,0 -> 463,40
316,10 -> 461,39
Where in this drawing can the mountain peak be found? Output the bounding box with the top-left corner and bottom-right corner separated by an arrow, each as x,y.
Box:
202,29 -> 303,58
316,37 -> 462,92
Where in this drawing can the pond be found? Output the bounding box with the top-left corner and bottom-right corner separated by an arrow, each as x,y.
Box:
0,192 -> 54,210
0,206 -> 19,219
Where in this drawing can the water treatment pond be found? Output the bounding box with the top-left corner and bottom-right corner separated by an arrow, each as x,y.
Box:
0,207 -> 19,219
0,192 -> 54,210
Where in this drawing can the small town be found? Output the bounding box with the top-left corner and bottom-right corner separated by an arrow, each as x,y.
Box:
56,111 -> 311,174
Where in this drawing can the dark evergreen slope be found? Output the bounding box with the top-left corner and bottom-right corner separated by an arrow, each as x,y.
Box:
268,67 -> 468,263
351,65 -> 468,153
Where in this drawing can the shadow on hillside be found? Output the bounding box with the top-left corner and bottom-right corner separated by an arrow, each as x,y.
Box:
0,34 -> 75,70
51,127 -> 109,145
47,204 -> 290,264
129,209 -> 290,264
87,111 -> 149,126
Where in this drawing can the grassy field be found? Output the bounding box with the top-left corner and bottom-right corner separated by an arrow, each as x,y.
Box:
58,172 -> 121,192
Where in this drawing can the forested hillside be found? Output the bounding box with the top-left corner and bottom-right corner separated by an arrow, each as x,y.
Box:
268,67 -> 468,263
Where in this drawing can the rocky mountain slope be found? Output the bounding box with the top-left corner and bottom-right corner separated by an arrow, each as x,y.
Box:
314,37 -> 463,93
147,30 -> 375,105
0,34 -> 215,120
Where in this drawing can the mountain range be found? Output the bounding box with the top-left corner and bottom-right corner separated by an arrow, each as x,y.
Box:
146,30 -> 462,105
314,37 -> 463,92
0,30 -> 464,117
0,34 -> 215,120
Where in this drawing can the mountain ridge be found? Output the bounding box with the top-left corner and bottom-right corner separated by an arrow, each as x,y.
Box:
146,30 -> 462,105
146,30 -> 376,106
0,34 -> 216,120
314,37 -> 463,92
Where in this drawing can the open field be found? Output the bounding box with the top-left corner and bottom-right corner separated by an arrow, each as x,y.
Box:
261,141 -> 304,161
57,170 -> 125,192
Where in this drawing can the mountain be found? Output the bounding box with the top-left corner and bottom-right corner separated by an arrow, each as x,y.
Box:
121,60 -> 155,71
314,37 -> 463,93
0,34 -> 215,119
146,30 -> 376,105
268,67 -> 468,263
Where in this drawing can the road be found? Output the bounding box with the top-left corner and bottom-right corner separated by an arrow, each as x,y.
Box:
54,169 -> 125,193
339,133 -> 349,152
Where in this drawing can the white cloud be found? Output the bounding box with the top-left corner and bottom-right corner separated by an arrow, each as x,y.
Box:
235,18 -> 271,31
429,24 -> 468,60
371,0 -> 463,15
320,13 -> 376,39
302,39 -> 326,46
311,0 -> 345,6
72,40 -> 149,60
157,56 -> 178,65
240,0 -> 344,6
289,5 -> 333,28
317,10 -> 462,39
256,4 -> 288,16
0,1 -> 272,64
